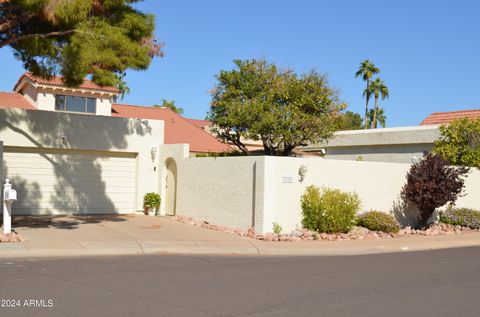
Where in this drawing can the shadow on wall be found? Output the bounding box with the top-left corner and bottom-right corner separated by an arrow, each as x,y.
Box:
1,162 -> 42,217
0,109 -> 152,217
391,194 -> 421,228
50,152 -> 116,214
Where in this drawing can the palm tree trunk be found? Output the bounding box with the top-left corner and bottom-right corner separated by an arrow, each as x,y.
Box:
364,80 -> 369,129
372,97 -> 378,129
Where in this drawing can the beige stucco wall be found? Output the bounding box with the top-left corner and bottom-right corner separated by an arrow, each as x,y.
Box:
21,84 -> 38,105
266,158 -> 480,233
0,108 -> 164,212
175,156 -> 266,230
303,125 -> 442,163
324,143 -> 434,163
158,143 -> 190,215
175,156 -> 480,234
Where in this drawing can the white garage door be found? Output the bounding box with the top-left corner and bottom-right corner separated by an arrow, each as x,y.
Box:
2,148 -> 137,215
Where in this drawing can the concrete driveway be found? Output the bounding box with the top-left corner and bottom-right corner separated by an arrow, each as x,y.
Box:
6,214 -> 257,257
1,214 -> 480,258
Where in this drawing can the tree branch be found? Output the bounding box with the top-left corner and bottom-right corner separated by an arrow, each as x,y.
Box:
0,29 -> 76,48
0,19 -> 16,32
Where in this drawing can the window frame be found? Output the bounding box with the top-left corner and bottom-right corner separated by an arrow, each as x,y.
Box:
55,94 -> 97,114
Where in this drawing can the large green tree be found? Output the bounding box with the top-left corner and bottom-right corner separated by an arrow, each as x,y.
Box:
0,0 -> 163,89
433,118 -> 480,168
337,111 -> 363,130
366,78 -> 389,128
355,59 -> 380,129
208,59 -> 345,156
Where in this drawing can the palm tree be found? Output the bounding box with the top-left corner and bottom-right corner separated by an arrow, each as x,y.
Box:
153,99 -> 184,114
367,78 -> 389,128
367,107 -> 387,128
355,59 -> 380,129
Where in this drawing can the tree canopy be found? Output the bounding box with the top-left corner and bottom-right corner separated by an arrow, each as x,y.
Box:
367,107 -> 386,128
0,0 -> 163,89
337,111 -> 363,130
207,59 -> 345,156
433,118 -> 480,168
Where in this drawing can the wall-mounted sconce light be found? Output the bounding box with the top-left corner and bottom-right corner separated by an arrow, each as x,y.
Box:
298,164 -> 307,183
151,146 -> 157,162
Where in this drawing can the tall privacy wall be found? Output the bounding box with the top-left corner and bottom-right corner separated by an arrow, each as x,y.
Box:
175,156 -> 480,234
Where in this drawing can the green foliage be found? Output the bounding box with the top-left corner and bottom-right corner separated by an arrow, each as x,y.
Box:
355,59 -> 380,128
402,152 -> 470,228
357,211 -> 400,233
1,0 -> 163,90
366,77 -> 389,129
195,151 -> 245,158
439,207 -> 480,229
433,118 -> 480,168
301,186 -> 361,233
367,107 -> 387,128
337,111 -> 363,130
143,192 -> 161,211
272,222 -> 282,234
208,59 -> 345,156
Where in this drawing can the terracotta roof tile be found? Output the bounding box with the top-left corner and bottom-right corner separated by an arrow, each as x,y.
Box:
420,109 -> 480,125
112,104 -> 232,153
15,72 -> 120,94
187,118 -> 213,130
0,92 -> 36,110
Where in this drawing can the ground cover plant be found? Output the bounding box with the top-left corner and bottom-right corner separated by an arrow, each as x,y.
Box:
357,211 -> 400,233
440,207 -> 480,229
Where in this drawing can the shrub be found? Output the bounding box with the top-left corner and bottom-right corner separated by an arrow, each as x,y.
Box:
402,152 -> 469,228
272,222 -> 282,234
357,211 -> 400,233
301,186 -> 361,233
143,192 -> 161,212
439,207 -> 480,229
433,118 -> 480,168
195,151 -> 245,158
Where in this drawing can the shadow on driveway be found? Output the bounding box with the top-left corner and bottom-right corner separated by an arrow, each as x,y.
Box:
11,215 -> 128,230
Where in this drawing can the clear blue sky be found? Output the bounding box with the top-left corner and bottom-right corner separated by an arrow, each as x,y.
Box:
1,0 -> 479,127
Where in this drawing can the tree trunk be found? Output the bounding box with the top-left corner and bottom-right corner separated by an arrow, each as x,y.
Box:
372,97 -> 378,129
364,80 -> 369,129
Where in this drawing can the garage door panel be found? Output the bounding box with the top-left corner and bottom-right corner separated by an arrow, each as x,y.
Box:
3,150 -> 137,215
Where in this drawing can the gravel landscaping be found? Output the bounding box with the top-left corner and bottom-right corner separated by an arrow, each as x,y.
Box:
0,232 -> 24,242
171,216 -> 480,242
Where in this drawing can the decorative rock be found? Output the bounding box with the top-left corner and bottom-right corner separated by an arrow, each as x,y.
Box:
170,215 -> 476,243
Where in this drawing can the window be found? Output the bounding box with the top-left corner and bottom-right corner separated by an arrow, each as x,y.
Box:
55,95 -> 96,114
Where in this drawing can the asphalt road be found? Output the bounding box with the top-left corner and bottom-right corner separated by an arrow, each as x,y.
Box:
0,247 -> 479,317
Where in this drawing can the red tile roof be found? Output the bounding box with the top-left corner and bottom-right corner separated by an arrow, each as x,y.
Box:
14,72 -> 120,94
112,104 -> 232,153
0,92 -> 35,110
187,118 -> 213,130
420,109 -> 480,125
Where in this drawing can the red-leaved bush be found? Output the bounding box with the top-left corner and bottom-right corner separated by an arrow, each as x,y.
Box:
402,152 -> 470,228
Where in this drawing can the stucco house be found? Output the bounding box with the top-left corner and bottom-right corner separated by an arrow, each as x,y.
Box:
0,73 -> 229,216
301,109 -> 480,163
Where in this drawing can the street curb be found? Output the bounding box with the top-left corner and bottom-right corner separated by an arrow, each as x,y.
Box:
0,233 -> 479,258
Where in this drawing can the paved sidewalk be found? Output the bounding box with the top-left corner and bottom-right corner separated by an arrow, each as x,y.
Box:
1,215 -> 480,258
